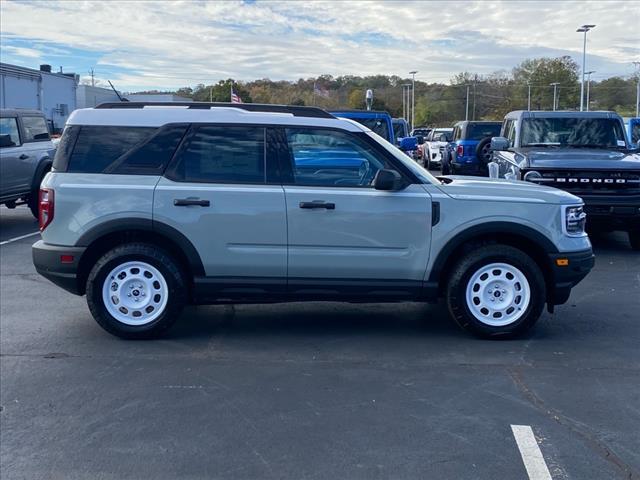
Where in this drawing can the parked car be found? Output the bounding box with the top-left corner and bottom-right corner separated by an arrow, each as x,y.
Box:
0,109 -> 56,218
392,118 -> 419,159
422,128 -> 453,169
329,110 -> 417,153
625,117 -> 639,147
411,127 -> 432,138
33,102 -> 593,339
444,121 -> 502,176
491,110 -> 640,250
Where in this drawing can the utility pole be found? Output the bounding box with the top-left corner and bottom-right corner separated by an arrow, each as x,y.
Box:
577,24 -> 596,111
88,68 -> 95,87
527,82 -> 531,111
634,61 -> 640,117
550,83 -> 560,111
409,71 -> 417,131
465,85 -> 470,120
585,71 -> 595,111
472,77 -> 477,120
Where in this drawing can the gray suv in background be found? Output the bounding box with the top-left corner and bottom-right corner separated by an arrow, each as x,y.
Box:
0,109 -> 55,218
33,102 -> 594,339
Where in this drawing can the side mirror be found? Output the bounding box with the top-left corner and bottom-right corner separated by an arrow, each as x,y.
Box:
0,134 -> 16,148
437,134 -> 448,142
416,135 -> 425,145
491,136 -> 510,151
373,169 -> 403,191
398,136 -> 418,152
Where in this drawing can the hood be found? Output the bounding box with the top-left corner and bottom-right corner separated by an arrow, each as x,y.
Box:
519,148 -> 640,170
437,176 -> 581,205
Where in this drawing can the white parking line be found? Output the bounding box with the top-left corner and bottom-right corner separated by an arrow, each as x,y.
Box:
0,231 -> 40,246
511,425 -> 553,480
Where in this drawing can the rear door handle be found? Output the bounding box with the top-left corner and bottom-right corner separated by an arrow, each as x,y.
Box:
19,154 -> 29,160
299,201 -> 335,210
173,198 -> 210,207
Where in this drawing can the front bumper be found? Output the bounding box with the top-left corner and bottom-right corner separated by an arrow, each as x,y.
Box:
547,248 -> 595,305
32,240 -> 85,295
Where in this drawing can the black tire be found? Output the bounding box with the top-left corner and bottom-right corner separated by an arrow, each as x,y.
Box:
441,149 -> 451,175
629,230 -> 640,251
446,244 -> 546,339
27,167 -> 50,219
475,137 -> 493,176
86,243 -> 187,339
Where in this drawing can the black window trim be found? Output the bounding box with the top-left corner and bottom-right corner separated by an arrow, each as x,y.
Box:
0,116 -> 22,148
19,115 -> 51,143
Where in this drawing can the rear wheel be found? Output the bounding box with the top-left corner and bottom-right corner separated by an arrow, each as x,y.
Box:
86,243 -> 186,339
475,137 -> 493,176
27,167 -> 50,218
446,245 -> 545,338
441,150 -> 451,175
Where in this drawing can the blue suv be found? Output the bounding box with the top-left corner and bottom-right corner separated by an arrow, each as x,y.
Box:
443,121 -> 502,175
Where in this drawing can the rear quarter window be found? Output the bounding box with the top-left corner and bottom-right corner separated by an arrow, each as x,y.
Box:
21,116 -> 50,142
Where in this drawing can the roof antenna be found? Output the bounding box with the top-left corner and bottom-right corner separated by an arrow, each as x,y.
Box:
107,80 -> 129,102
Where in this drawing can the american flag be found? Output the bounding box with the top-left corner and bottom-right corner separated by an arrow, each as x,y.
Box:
230,86 -> 243,104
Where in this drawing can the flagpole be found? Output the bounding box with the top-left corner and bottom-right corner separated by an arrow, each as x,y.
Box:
230,84 -> 233,103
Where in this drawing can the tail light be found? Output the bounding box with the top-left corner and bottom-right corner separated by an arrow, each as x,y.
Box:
39,188 -> 54,231
456,145 -> 464,158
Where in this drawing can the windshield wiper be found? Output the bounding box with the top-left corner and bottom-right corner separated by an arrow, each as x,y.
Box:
523,143 -> 560,147
566,144 -> 619,149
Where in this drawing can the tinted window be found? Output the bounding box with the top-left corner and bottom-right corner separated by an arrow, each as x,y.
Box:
68,126 -> 156,173
172,126 -> 265,183
393,122 -> 405,139
108,125 -> 188,174
352,118 -> 391,142
52,125 -> 80,171
285,128 -> 391,187
21,116 -> 50,141
630,123 -> 639,144
466,123 -> 501,141
0,118 -> 20,147
521,118 -> 626,148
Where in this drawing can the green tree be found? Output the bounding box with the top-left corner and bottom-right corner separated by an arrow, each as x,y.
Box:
513,56 -> 580,110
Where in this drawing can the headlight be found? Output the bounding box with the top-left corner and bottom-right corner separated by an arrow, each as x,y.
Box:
563,205 -> 587,236
523,170 -> 542,183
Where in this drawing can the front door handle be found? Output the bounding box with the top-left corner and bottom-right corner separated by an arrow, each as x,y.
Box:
19,154 -> 29,160
174,198 -> 210,207
299,201 -> 335,210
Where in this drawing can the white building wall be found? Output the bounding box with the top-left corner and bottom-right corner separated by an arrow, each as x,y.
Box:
125,94 -> 192,102
77,85 -> 121,108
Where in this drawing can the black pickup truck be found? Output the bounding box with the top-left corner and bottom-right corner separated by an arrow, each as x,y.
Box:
490,110 -> 640,250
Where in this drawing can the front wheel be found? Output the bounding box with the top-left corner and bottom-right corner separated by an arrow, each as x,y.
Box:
86,243 -> 187,339
446,245 -> 546,338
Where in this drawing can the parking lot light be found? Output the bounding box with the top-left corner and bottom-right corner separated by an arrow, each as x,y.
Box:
577,24 -> 596,111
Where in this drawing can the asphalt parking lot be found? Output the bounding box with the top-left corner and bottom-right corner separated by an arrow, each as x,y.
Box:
1,204 -> 638,480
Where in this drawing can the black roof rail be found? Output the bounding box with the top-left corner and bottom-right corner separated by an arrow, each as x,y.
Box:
94,102 -> 335,119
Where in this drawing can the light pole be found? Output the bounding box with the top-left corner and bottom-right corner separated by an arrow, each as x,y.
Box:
585,71 -> 595,111
577,24 -> 596,111
634,61 -> 640,117
409,71 -> 417,131
402,84 -> 411,122
527,82 -> 531,111
550,82 -> 560,111
465,85 -> 470,120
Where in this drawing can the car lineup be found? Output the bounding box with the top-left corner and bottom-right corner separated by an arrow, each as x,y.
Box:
0,101 -> 634,339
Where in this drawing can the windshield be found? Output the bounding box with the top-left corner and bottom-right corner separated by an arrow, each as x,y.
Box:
431,129 -> 453,142
393,121 -> 407,139
365,131 -> 437,185
521,117 -> 627,148
467,123 -> 501,141
354,118 -> 391,142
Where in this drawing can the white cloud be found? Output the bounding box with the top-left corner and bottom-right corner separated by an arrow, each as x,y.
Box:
1,0 -> 638,90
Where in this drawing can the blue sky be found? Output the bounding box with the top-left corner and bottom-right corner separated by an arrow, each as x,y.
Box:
1,0 -> 638,92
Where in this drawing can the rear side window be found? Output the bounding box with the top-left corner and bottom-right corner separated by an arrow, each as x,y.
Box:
170,126 -> 265,183
0,117 -> 20,147
21,116 -> 50,142
467,123 -> 501,141
67,127 -> 156,173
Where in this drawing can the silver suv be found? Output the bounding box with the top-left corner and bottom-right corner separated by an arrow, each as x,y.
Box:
32,102 -> 594,339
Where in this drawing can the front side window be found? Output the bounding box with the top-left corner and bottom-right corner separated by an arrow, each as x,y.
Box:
171,126 -> 265,183
21,116 -> 50,142
504,120 -> 516,146
0,118 -> 20,147
521,118 -> 626,148
352,118 -> 390,142
285,128 -> 391,187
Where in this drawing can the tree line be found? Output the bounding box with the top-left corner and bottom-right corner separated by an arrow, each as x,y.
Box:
135,56 -> 638,127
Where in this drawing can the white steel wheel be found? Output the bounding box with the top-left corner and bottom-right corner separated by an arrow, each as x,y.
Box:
101,261 -> 169,326
465,262 -> 531,327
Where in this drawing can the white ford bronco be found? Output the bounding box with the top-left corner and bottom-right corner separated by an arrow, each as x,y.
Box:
32,102 -> 594,339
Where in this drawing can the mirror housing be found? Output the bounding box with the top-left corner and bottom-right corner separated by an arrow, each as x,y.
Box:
398,136 -> 418,152
491,136 -> 510,151
416,135 -> 425,145
373,169 -> 403,191
0,134 -> 16,148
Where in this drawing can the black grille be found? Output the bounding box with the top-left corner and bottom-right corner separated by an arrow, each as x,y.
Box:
532,170 -> 640,194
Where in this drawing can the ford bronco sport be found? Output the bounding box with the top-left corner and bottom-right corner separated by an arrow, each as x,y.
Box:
33,102 -> 594,339
490,110 -> 640,250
